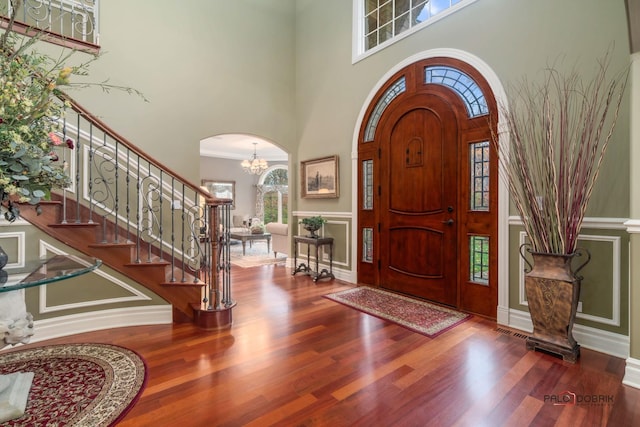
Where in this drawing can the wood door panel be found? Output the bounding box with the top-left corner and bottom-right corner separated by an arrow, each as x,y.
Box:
389,109 -> 444,214
380,93 -> 458,306
388,227 -> 444,278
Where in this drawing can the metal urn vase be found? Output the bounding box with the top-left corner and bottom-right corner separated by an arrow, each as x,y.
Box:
520,245 -> 590,363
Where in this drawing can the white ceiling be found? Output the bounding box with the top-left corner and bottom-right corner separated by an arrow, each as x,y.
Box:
200,134 -> 288,161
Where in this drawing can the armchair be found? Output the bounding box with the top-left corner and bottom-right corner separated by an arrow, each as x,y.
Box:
265,222 -> 289,257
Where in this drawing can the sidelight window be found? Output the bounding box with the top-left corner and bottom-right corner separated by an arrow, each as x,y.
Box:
362,160 -> 374,210
469,141 -> 490,211
362,228 -> 374,262
469,235 -> 489,285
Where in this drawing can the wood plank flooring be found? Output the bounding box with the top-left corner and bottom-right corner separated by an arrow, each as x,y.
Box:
14,264 -> 640,426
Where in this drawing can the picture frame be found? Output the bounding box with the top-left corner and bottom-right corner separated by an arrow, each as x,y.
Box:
201,179 -> 236,209
300,155 -> 339,199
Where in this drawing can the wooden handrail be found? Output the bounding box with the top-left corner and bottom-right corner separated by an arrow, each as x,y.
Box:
56,91 -> 214,201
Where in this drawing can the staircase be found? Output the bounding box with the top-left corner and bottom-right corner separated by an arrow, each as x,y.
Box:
17,92 -> 234,329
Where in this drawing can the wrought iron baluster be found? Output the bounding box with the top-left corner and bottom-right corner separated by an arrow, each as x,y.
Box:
135,155 -> 141,263
113,138 -> 120,243
74,113 -> 81,223
126,150 -> 131,242
61,116 -> 69,224
169,177 -> 176,282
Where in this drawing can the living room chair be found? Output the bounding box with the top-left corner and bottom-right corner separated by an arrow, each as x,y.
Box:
265,222 -> 289,257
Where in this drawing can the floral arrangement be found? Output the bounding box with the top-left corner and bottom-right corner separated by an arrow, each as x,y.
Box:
0,29 -> 75,220
493,51 -> 627,254
0,0 -> 143,221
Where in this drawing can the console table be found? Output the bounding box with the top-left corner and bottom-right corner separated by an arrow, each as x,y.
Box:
0,254 -> 102,422
292,235 -> 334,282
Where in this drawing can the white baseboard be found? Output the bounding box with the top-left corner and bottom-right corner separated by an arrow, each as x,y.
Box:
497,305 -> 510,325
623,357 -> 640,389
29,305 -> 172,343
508,309 -> 629,359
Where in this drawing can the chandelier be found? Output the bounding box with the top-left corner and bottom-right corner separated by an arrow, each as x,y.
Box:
241,142 -> 269,175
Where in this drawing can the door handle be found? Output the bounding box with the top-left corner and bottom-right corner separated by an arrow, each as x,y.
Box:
442,219 -> 454,226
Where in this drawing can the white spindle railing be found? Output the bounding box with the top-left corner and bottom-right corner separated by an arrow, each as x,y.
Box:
4,0 -> 99,45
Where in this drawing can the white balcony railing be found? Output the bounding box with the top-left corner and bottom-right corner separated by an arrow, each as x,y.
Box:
3,0 -> 99,45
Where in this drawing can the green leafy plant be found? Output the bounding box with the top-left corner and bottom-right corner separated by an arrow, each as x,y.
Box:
493,51 -> 628,254
299,216 -> 327,230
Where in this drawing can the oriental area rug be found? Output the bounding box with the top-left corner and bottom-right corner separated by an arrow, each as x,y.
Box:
324,286 -> 471,338
0,343 -> 146,426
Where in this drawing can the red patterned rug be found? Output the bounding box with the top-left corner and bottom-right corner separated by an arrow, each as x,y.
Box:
325,286 -> 471,338
0,343 -> 146,426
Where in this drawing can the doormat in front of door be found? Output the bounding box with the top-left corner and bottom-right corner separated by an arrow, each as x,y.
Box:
324,286 -> 471,338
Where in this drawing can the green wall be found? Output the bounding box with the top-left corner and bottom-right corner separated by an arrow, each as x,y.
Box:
71,0 -> 297,185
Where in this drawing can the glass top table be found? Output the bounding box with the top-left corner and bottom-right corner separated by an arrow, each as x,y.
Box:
0,254 -> 102,421
0,254 -> 102,293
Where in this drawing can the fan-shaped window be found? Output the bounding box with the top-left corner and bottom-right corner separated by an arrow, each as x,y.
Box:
425,66 -> 488,117
364,76 -> 406,142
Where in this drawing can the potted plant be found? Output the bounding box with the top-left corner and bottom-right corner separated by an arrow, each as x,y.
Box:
493,52 -> 628,362
299,216 -> 327,238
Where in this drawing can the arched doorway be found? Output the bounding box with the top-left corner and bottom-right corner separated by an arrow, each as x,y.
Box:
356,56 -> 499,319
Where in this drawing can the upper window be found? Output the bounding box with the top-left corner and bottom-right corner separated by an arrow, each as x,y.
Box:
354,0 -> 477,62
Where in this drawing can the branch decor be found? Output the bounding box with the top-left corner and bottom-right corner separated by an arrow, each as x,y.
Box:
493,52 -> 628,255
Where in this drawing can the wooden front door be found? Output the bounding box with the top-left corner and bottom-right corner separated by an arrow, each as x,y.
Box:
378,93 -> 458,305
357,58 -> 498,318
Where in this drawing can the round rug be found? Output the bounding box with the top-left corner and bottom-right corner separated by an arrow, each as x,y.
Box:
0,343 -> 146,426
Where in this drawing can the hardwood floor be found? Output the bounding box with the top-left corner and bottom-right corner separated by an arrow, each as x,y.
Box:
18,264 -> 640,426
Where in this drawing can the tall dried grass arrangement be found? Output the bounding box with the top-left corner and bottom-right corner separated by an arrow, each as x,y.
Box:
494,52 -> 628,254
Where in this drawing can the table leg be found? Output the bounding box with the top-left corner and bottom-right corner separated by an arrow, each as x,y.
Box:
315,242 -> 335,281
242,240 -> 247,256
293,240 -> 310,275
267,236 -> 271,253
313,243 -> 320,281
292,241 -> 298,275
329,243 -> 333,276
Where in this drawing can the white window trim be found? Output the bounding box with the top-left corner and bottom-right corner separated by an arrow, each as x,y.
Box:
352,0 -> 479,64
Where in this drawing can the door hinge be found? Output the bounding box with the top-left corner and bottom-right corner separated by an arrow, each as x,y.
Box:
378,147 -> 381,158
377,259 -> 381,270
378,223 -> 381,232
378,185 -> 381,196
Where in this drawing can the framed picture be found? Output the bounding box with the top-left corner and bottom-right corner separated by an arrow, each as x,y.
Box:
301,155 -> 339,199
201,179 -> 236,209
